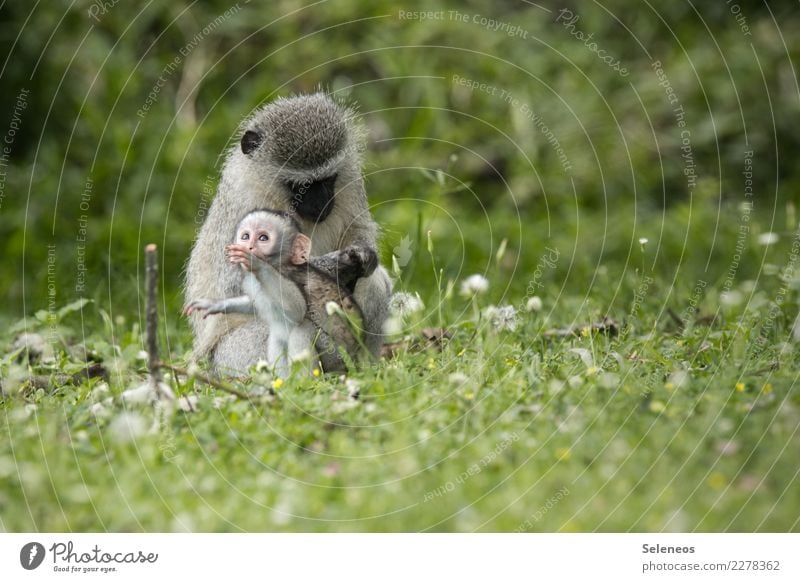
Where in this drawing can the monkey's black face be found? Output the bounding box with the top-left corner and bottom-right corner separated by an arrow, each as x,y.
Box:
287,174 -> 337,223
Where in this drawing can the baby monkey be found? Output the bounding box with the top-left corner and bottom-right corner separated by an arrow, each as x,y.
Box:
185,209 -> 366,377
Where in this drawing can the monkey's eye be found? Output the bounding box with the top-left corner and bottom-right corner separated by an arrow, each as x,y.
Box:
258,234 -> 269,242
241,130 -> 263,155
241,233 -> 250,241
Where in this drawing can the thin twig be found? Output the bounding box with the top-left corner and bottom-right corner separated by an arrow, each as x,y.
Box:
158,362 -> 257,401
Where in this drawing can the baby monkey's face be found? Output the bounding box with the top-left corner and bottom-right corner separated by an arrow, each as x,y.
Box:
228,211 -> 309,270
235,216 -> 279,260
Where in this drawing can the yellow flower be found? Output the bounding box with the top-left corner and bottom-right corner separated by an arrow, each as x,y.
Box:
762,383 -> 773,394
586,366 -> 598,376
735,382 -> 745,392
312,368 -> 321,378
580,327 -> 590,337
463,391 -> 474,400
271,378 -> 284,389
556,447 -> 572,461
665,382 -> 675,390
707,472 -> 726,491
427,358 -> 436,369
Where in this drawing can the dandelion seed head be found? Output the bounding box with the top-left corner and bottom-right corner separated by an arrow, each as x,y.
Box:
526,296 -> 543,312
486,305 -> 518,331
389,292 -> 424,317
460,274 -> 489,297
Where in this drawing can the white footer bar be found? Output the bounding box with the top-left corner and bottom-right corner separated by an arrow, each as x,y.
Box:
1,534 -> 797,581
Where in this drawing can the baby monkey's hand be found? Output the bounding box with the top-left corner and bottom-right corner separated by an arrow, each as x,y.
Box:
225,244 -> 259,272
184,299 -> 225,319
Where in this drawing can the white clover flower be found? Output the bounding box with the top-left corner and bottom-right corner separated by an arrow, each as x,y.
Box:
381,316 -> 403,336
90,400 -> 112,419
448,372 -> 470,386
638,237 -> 649,246
758,232 -> 779,246
108,412 -> 148,443
290,349 -> 312,363
345,378 -> 361,400
720,290 -> 743,306
460,274 -> 489,297
121,382 -> 174,405
486,304 -> 518,332
89,382 -> 110,401
666,370 -> 690,390
389,292 -> 424,317
325,301 -> 344,316
213,395 -> 236,409
136,350 -> 149,361
526,296 -> 543,312
120,383 -> 154,405
177,395 -> 199,412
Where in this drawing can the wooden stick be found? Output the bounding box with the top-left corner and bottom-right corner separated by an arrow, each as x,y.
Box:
145,244 -> 162,397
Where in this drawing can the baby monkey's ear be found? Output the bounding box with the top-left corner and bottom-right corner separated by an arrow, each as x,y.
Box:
290,233 -> 311,265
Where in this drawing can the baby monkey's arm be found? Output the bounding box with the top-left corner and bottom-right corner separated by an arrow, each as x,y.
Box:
184,296 -> 254,318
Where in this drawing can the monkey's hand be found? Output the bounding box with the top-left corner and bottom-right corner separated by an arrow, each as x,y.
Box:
225,244 -> 262,272
184,296 -> 254,319
342,245 -> 378,277
313,245 -> 378,291
184,299 -> 217,318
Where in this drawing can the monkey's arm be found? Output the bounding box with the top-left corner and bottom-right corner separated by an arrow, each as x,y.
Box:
184,296 -> 254,318
311,244 -> 378,292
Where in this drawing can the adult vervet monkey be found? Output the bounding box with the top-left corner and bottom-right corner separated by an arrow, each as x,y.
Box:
185,93 -> 391,374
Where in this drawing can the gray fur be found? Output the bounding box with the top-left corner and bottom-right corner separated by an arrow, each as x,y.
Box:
185,92 -> 391,374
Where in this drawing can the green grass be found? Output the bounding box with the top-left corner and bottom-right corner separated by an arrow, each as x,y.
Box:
2,205 -> 799,532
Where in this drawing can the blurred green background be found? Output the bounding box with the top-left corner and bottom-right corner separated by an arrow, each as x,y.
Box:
1,0 -> 799,341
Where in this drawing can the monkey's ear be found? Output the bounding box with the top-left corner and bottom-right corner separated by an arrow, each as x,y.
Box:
290,233 -> 311,265
241,130 -> 263,154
